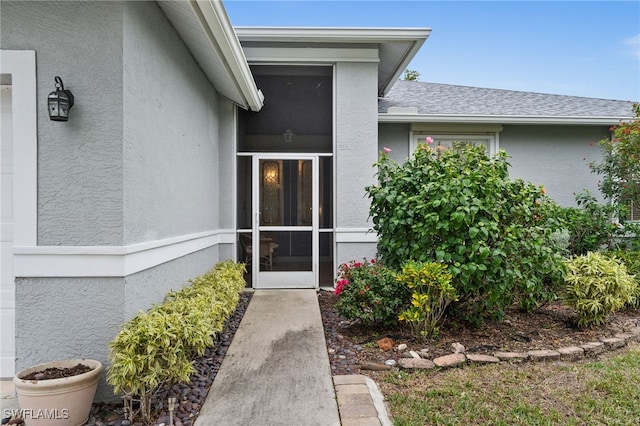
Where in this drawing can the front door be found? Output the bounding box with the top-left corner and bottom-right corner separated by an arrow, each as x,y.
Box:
251,156 -> 318,288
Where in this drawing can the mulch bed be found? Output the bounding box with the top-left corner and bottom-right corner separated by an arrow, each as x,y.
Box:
318,290 -> 640,376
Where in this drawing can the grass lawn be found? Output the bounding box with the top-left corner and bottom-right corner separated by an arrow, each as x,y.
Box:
380,343 -> 640,426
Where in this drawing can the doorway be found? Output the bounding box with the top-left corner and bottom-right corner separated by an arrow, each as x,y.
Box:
236,65 -> 334,289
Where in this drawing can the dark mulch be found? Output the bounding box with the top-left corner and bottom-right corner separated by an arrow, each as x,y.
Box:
21,363 -> 93,380
318,290 -> 640,376
85,292 -> 252,426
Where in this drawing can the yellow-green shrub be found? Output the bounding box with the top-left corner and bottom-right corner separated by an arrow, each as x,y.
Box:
107,261 -> 246,421
563,252 -> 636,328
397,260 -> 457,340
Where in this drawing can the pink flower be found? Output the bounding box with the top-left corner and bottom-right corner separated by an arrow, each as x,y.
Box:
334,278 -> 349,296
383,147 -> 391,153
426,136 -> 434,145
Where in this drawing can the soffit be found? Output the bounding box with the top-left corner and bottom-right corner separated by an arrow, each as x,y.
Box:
235,27 -> 431,97
157,1 -> 263,111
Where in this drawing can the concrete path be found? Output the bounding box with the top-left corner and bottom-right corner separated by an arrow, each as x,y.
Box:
196,290 -> 341,426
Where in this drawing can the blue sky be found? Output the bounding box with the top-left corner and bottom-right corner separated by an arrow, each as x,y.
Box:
225,1 -> 640,101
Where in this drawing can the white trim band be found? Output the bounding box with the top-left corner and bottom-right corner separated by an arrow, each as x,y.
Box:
335,228 -> 378,243
13,230 -> 236,278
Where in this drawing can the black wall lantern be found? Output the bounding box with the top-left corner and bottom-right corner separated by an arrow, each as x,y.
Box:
48,76 -> 74,121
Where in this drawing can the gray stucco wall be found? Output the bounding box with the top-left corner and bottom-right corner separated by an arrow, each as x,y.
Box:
377,122 -> 608,207
14,276 -> 124,401
15,246 -> 221,402
378,123 -> 411,161
1,1 -> 125,245
335,62 -> 379,264
500,125 -> 607,206
8,1 -> 234,401
123,1 -> 222,244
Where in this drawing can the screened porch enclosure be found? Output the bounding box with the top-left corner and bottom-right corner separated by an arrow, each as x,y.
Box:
236,65 -> 334,288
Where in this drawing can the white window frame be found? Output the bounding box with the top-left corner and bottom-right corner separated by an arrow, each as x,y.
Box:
410,133 -> 499,157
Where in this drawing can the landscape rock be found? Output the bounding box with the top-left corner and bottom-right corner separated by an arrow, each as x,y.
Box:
615,332 -> 640,343
409,350 -> 421,359
359,362 -> 391,371
433,353 -> 466,368
396,343 -> 408,351
527,349 -> 561,361
556,346 -> 584,360
600,337 -> 626,350
451,342 -> 466,353
493,351 -> 528,362
580,341 -> 605,355
398,358 -> 436,370
384,359 -> 397,367
377,337 -> 394,351
466,354 -> 500,363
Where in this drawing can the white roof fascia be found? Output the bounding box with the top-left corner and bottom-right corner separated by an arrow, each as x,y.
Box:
191,0 -> 264,111
378,114 -> 632,126
235,27 -> 430,96
235,26 -> 431,42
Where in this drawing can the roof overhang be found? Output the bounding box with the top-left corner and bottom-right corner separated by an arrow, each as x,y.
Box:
235,27 -> 431,97
158,0 -> 264,111
378,113 -> 631,126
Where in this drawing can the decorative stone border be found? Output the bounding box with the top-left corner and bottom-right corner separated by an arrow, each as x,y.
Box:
393,326 -> 640,370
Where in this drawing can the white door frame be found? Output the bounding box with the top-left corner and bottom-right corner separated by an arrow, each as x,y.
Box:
251,154 -> 319,289
0,50 -> 38,378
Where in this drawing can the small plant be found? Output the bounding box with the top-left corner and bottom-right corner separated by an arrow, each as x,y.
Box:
334,259 -> 409,327
397,260 -> 457,340
563,252 -> 637,328
107,261 -> 246,422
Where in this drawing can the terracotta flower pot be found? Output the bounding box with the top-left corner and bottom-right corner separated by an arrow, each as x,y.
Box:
13,359 -> 103,426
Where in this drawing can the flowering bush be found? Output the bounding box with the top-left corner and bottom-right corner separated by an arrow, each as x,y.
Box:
366,143 -> 565,324
334,259 -> 409,327
590,103 -> 640,214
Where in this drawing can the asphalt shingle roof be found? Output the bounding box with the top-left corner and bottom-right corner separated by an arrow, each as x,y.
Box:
379,80 -> 635,118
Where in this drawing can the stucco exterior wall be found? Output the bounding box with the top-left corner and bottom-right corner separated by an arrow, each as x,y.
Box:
123,1 -> 222,244
335,62 -> 379,264
1,1 -> 125,246
378,123 -> 411,161
500,125 -> 607,206
14,276 -> 124,401
218,101 -> 237,229
123,246 -> 219,319
377,122 -> 608,207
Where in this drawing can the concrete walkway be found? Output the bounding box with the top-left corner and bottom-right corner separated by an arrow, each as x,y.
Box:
196,290 -> 341,426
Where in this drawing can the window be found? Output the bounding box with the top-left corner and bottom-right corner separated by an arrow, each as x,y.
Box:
628,201 -> 640,222
411,134 -> 498,157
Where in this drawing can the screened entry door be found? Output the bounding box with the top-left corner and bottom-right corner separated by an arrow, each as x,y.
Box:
251,156 -> 318,288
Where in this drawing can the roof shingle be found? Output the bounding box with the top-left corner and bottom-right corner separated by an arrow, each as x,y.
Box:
379,81 -> 635,118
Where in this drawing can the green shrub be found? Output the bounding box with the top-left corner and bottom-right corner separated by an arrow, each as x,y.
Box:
563,252 -> 637,328
334,259 -> 409,327
107,260 -> 246,422
397,261 -> 457,340
546,191 -> 624,256
366,144 -> 564,324
605,250 -> 640,307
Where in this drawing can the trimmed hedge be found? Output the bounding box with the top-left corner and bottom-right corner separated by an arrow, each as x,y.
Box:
107,260 -> 246,422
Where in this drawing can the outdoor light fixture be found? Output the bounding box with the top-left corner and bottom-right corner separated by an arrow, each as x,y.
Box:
283,129 -> 294,143
48,76 -> 74,121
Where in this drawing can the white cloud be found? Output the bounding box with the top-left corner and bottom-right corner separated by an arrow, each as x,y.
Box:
623,33 -> 640,59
